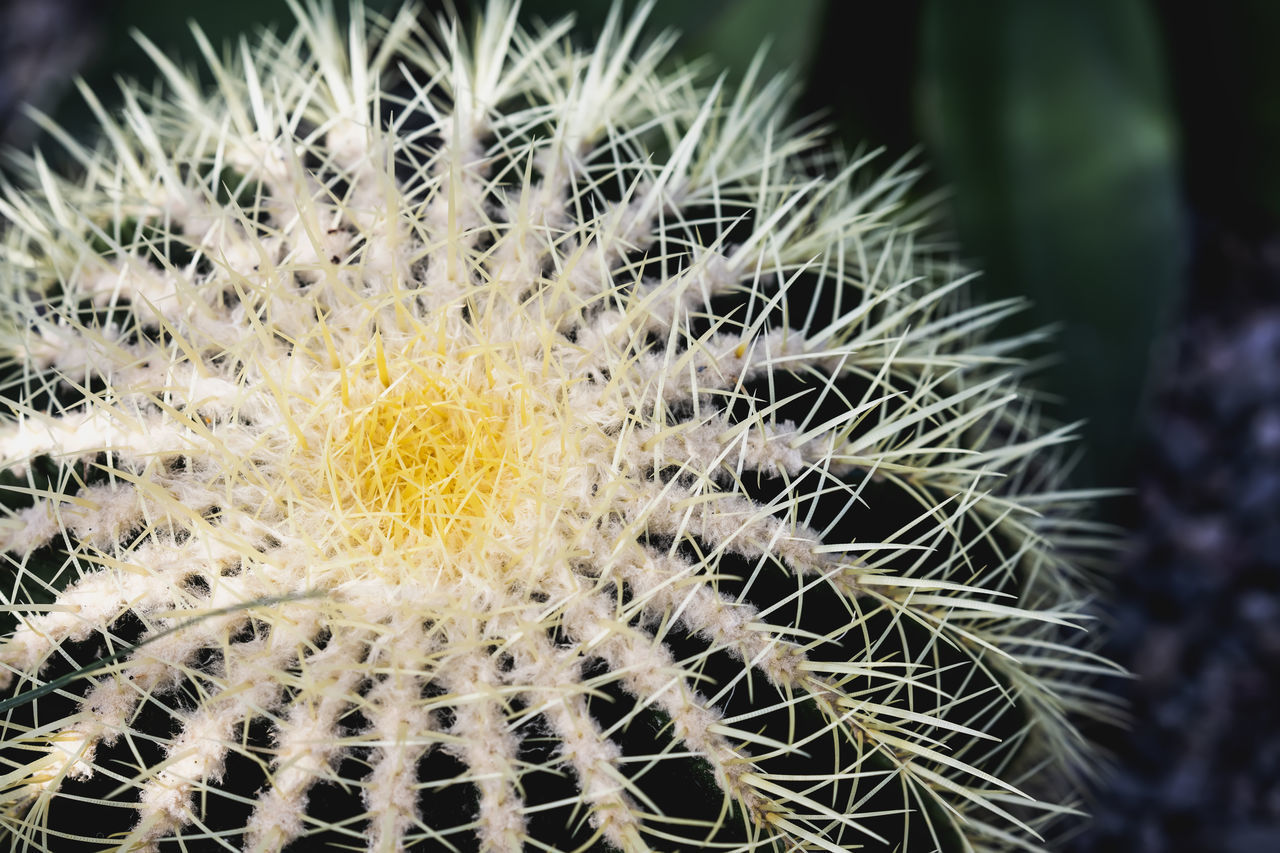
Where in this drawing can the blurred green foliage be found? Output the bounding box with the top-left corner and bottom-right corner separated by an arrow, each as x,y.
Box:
920,0 -> 1184,488
61,0 -> 1191,489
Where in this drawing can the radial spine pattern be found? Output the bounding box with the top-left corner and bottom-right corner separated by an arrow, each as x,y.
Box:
0,2 -> 1116,851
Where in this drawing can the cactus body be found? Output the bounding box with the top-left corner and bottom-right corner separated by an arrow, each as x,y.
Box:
0,2 -> 1114,851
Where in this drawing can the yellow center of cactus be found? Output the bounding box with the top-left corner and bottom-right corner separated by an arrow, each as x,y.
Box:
351,381 -> 514,545
323,338 -> 540,560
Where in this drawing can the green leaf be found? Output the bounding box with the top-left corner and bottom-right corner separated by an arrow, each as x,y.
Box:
920,0 -> 1185,486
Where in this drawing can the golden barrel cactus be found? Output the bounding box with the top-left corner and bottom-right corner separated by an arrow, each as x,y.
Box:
0,2 -> 1116,850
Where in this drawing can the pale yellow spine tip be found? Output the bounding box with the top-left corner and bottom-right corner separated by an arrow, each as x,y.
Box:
374,331 -> 390,388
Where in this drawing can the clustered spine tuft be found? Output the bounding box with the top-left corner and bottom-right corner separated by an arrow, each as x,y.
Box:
0,2 -> 1118,851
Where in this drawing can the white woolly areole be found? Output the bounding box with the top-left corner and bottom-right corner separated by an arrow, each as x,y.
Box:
0,2 -> 1117,851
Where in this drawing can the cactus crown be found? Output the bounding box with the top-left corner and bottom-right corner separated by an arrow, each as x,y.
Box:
0,2 -> 1116,851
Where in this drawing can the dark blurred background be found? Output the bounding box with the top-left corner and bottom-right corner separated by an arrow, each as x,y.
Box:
2,0 -> 1277,850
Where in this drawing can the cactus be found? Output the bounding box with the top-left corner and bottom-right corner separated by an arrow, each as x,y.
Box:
0,2 -> 1117,851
